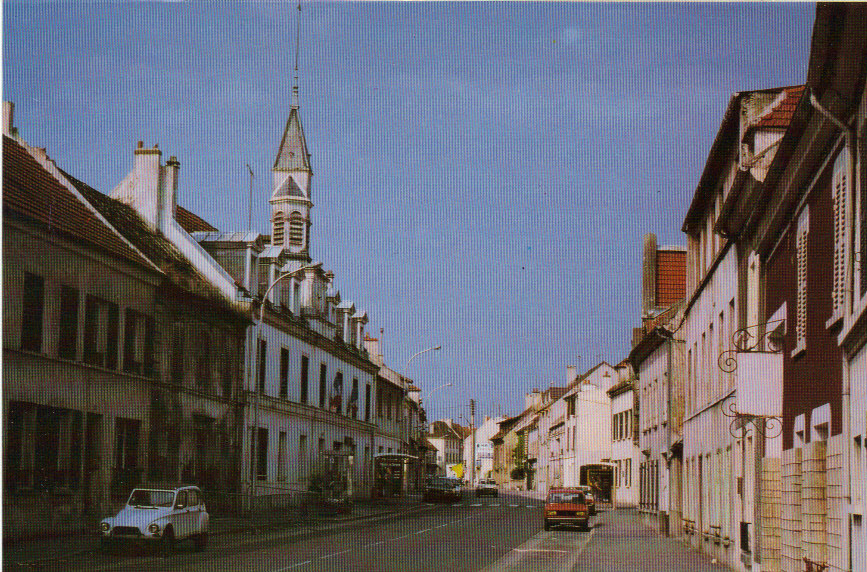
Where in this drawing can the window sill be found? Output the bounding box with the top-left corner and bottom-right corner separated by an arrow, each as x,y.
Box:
825,312 -> 843,331
790,343 -> 806,359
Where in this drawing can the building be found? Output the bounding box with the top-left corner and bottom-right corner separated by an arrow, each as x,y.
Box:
463,415 -> 506,483
427,419 -> 468,477
608,363 -> 640,509
715,6 -> 867,570
3,108 -> 251,537
680,83 -> 800,571
629,232 -> 687,531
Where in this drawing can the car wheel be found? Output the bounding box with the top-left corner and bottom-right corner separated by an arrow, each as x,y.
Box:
194,532 -> 208,552
161,527 -> 175,555
543,520 -> 551,531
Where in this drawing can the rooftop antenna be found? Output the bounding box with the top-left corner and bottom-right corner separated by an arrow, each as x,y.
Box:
291,0 -> 302,109
246,164 -> 254,231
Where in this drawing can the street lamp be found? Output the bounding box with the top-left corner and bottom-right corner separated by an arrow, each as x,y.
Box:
404,345 -> 442,377
249,265 -> 313,509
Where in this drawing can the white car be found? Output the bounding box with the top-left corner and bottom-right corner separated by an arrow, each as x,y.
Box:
476,479 -> 498,497
99,485 -> 209,552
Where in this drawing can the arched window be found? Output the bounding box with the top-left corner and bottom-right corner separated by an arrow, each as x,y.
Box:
289,212 -> 304,246
272,211 -> 285,246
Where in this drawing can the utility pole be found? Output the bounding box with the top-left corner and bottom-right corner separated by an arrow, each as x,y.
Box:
469,399 -> 476,485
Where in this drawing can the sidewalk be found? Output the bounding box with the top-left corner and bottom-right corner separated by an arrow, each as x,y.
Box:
3,494 -> 431,569
571,509 -> 725,572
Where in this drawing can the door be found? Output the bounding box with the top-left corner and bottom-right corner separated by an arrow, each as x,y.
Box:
173,490 -> 192,538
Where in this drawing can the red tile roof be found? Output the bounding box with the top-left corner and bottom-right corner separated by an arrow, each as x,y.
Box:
3,136 -> 154,271
752,86 -> 805,130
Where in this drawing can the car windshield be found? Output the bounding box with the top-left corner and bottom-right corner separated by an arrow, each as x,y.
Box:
547,492 -> 584,504
128,489 -> 175,507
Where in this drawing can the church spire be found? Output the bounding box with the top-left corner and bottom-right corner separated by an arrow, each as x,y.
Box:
270,0 -> 312,261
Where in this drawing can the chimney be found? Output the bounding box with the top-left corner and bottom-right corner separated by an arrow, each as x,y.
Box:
131,142 -> 163,230
642,233 -> 658,318
566,365 -> 578,385
161,155 -> 180,228
3,101 -> 14,136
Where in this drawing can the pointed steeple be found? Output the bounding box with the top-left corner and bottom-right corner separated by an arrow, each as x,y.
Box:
273,106 -> 311,173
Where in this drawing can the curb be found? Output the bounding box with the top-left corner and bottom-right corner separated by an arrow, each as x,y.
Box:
9,503 -> 437,569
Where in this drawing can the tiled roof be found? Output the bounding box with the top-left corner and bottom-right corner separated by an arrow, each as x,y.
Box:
3,136 -> 154,271
656,250 -> 686,307
62,170 -> 235,309
751,86 -> 805,130
176,205 -> 217,232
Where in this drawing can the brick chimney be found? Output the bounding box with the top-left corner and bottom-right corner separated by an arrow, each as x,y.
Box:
642,233 -> 658,318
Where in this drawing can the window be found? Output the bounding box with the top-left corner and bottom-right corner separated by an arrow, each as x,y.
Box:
196,331 -> 211,390
255,428 -> 268,481
300,355 -> 309,404
21,272 -> 45,352
364,384 -> 371,422
221,340 -> 234,398
279,348 -> 290,399
832,151 -> 847,316
288,212 -> 304,246
795,208 -> 810,353
114,417 -> 140,470
349,378 -> 359,418
171,324 -> 185,383
273,211 -> 285,246
319,363 -> 327,408
299,435 -> 307,476
257,339 -> 267,393
83,295 -> 118,368
58,286 -> 79,360
123,309 -> 154,376
277,431 -> 287,481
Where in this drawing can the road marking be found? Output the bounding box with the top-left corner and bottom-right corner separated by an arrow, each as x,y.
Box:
512,548 -> 568,554
471,503 -> 482,507
277,560 -> 313,570
454,503 -> 464,506
319,549 -> 351,560
434,523 -> 449,528
509,504 -> 519,507
416,528 -> 432,534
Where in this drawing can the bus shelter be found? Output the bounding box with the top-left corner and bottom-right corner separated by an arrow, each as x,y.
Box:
373,454 -> 417,497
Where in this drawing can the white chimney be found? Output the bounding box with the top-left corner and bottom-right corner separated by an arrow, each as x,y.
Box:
129,141 -> 162,230
3,101 -> 14,136
566,365 -> 578,385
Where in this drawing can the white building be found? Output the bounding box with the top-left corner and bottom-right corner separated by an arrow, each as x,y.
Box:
607,362 -> 639,509
464,415 -> 506,482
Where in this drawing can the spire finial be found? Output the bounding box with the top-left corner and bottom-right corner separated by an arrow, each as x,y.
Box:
291,0 -> 302,109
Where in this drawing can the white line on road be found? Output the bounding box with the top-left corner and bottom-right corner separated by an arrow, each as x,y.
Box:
508,504 -> 518,507
416,528 -> 432,534
471,503 -> 482,506
512,548 -> 568,554
276,559 -> 313,571
319,549 -> 351,560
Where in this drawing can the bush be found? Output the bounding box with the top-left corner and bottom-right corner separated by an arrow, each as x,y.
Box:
510,467 -> 526,480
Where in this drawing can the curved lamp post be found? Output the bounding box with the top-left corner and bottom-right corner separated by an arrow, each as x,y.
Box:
249,265 -> 312,509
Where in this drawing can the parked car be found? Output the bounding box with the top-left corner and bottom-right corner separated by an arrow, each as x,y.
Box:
99,484 -> 209,552
543,487 -> 589,531
423,477 -> 463,502
476,479 -> 499,497
577,485 -> 597,515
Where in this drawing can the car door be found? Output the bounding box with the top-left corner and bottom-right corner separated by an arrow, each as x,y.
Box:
187,490 -> 204,535
173,490 -> 191,539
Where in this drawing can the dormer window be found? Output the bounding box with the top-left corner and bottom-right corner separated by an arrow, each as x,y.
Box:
289,212 -> 304,246
272,211 -> 285,246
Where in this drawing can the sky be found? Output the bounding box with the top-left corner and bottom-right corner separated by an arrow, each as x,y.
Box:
3,1 -> 815,423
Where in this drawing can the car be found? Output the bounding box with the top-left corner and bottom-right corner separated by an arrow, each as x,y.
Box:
423,477 -> 463,502
476,479 -> 499,497
577,485 -> 597,515
543,487 -> 589,531
99,484 -> 209,552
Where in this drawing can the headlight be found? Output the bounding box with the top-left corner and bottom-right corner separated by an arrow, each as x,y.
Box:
100,522 -> 110,532
148,523 -> 160,534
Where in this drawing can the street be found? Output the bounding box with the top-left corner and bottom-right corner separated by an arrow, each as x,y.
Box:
5,494 -> 724,572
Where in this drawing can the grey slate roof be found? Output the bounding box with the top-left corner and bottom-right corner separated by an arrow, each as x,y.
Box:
273,107 -> 311,172
274,175 -> 304,198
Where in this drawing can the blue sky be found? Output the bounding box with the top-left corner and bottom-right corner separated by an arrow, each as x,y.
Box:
3,1 -> 815,423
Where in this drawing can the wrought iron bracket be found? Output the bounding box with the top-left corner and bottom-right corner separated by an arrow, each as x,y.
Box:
720,396 -> 783,439
718,318 -> 786,373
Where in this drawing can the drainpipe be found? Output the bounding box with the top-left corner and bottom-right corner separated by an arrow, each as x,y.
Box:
809,91 -> 854,572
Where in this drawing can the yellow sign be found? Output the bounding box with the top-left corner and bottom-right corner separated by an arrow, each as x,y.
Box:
448,463 -> 464,479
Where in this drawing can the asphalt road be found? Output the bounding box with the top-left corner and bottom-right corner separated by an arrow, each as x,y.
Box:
7,497 -> 724,572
